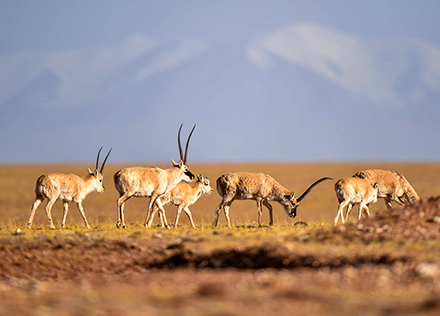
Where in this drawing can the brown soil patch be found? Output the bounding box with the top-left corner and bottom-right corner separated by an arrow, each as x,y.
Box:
1,198 -> 440,315
319,196 -> 440,243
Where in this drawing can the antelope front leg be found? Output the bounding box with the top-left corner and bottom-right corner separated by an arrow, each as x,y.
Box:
263,200 -> 273,226
359,204 -> 370,220
146,206 -> 160,228
61,201 -> 69,228
155,199 -> 170,229
76,201 -> 91,229
174,205 -> 184,228
183,206 -> 196,229
223,203 -> 232,228
45,197 -> 58,229
145,196 -> 156,228
384,196 -> 393,210
345,203 -> 354,222
256,199 -> 263,227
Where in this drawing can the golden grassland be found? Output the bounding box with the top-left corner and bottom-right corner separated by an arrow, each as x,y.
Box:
1,162 -> 440,316
1,161 -> 439,229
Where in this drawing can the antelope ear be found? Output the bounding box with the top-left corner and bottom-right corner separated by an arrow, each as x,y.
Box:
291,192 -> 296,199
88,168 -> 94,175
172,159 -> 178,166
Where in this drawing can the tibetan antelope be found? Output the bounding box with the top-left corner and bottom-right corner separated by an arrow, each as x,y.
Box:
212,172 -> 332,228
113,124 -> 196,229
334,177 -> 378,225
149,174 -> 214,228
352,169 -> 420,210
27,147 -> 112,229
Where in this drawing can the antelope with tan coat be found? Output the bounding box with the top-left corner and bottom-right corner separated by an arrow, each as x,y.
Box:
334,177 -> 378,225
352,169 -> 420,209
149,174 -> 214,228
113,124 -> 196,229
212,172 -> 332,228
27,147 -> 112,229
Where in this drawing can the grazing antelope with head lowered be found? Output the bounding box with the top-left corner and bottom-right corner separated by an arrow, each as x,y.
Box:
149,174 -> 214,228
352,169 -> 420,210
27,147 -> 112,229
113,124 -> 196,229
212,172 -> 332,228
334,177 -> 378,225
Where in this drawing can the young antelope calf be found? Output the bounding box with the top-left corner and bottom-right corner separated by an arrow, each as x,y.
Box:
149,174 -> 214,228
27,147 -> 112,229
334,177 -> 378,225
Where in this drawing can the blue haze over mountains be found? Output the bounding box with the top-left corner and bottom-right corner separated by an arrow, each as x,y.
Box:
1,1 -> 440,163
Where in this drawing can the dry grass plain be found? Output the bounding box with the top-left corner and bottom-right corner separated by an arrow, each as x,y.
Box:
1,162 -> 440,316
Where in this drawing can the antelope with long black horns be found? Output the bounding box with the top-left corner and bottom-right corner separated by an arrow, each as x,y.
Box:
114,124 -> 196,229
213,172 -> 332,228
27,147 -> 112,229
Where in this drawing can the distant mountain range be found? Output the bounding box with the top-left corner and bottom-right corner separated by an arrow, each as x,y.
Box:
2,28 -> 440,163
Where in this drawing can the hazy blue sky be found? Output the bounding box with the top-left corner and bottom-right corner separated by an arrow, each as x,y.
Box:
1,1 -> 440,164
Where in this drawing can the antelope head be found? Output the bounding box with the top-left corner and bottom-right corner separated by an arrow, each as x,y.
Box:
88,147 -> 112,193
173,124 -> 196,181
198,174 -> 214,195
283,177 -> 333,218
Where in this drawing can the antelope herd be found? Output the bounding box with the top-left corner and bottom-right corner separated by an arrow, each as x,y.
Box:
26,125 -> 422,229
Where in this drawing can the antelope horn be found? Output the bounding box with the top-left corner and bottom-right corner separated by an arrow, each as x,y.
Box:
183,124 -> 196,164
100,147 -> 112,174
178,124 -> 184,162
95,147 -> 103,171
296,177 -> 333,203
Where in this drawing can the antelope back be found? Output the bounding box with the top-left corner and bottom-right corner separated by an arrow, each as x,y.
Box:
353,169 -> 398,197
113,167 -> 162,195
335,177 -> 377,203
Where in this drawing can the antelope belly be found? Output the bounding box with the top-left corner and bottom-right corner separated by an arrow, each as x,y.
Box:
134,187 -> 154,197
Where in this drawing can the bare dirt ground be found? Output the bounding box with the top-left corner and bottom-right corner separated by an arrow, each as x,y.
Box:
1,197 -> 440,316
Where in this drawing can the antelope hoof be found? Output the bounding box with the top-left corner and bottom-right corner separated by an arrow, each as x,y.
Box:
116,222 -> 122,229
